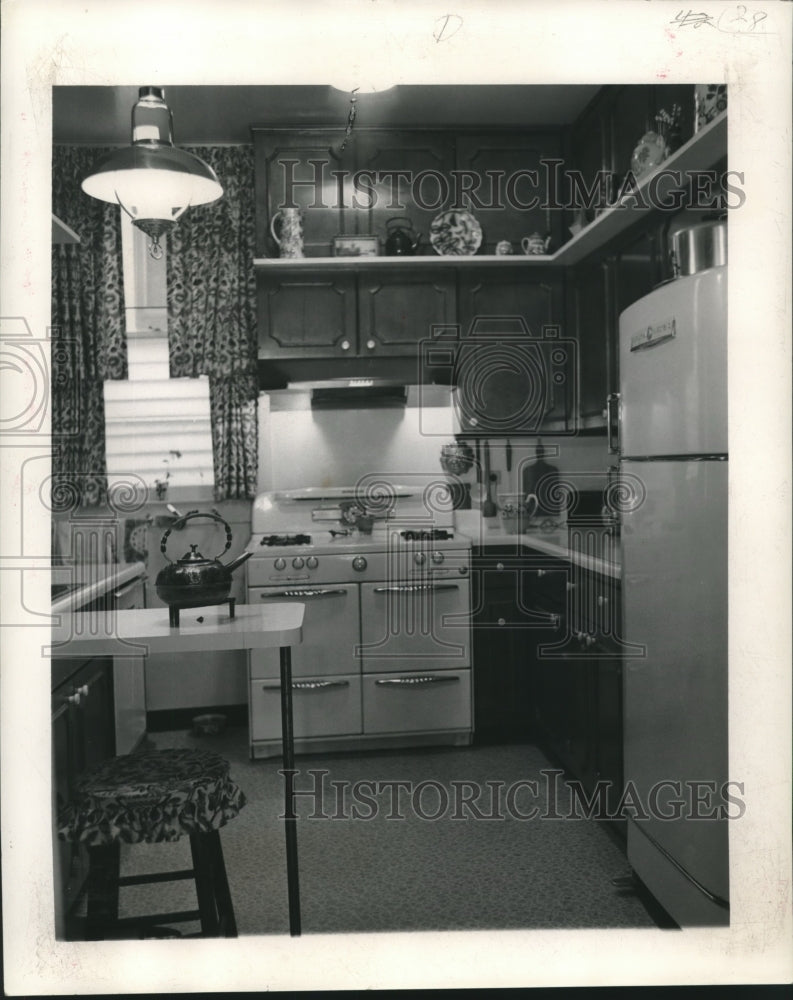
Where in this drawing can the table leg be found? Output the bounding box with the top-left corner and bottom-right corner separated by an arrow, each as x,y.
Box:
279,645 -> 301,936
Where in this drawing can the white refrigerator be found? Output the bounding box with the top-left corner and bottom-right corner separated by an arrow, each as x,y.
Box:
619,265 -> 729,926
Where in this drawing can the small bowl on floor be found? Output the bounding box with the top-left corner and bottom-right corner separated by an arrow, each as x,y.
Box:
192,713 -> 227,736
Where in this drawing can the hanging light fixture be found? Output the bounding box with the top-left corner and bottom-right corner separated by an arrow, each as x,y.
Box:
82,86 -> 223,259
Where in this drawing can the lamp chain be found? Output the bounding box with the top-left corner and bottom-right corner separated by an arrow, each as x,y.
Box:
338,89 -> 359,151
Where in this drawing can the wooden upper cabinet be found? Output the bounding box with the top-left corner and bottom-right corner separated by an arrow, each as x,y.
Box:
352,130 -> 455,251
568,96 -> 609,225
254,129 -> 348,257
604,87 -> 655,184
454,131 -> 564,254
454,272 -> 572,434
358,268 -> 455,357
257,270 -> 357,358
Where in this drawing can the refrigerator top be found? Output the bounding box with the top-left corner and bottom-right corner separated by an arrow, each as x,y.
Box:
618,267 -> 727,458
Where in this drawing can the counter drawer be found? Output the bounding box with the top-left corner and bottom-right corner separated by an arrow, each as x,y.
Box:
362,668 -> 472,734
249,674 -> 362,741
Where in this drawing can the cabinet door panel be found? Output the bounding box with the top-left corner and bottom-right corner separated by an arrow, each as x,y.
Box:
254,130 -> 347,257
358,269 -> 455,357
353,130 -> 455,248
456,274 -> 571,433
257,272 -> 357,357
455,132 -> 564,252
573,260 -> 609,422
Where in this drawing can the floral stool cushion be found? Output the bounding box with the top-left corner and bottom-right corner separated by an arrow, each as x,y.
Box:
58,749 -> 246,846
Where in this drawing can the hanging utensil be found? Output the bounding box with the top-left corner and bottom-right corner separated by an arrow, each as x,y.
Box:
482,440 -> 497,518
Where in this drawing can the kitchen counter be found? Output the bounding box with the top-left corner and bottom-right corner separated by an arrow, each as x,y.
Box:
455,511 -> 620,579
51,561 -> 146,615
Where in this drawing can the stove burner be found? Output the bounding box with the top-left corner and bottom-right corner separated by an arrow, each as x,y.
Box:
259,533 -> 312,547
400,529 -> 454,542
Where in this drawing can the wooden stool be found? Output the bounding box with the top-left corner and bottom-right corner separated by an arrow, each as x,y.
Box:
58,748 -> 246,939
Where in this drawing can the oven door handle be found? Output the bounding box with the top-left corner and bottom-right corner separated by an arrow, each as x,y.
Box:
372,584 -> 460,594
375,675 -> 460,686
260,679 -> 351,691
257,588 -> 348,599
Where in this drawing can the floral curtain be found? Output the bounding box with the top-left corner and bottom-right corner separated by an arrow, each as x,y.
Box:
167,146 -> 258,500
51,146 -> 127,507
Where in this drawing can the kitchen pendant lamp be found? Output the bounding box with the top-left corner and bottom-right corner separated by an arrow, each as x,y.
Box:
82,86 -> 223,258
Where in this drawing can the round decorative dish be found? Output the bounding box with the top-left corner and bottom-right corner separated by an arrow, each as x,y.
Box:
430,209 -> 482,256
630,131 -> 668,179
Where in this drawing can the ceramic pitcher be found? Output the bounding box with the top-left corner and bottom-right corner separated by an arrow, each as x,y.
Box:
270,207 -> 304,258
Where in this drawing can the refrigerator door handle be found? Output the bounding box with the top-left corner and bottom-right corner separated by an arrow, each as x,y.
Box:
606,392 -> 620,455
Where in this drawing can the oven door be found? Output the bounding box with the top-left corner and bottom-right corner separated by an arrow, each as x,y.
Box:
249,583 -> 361,678
359,578 -> 471,673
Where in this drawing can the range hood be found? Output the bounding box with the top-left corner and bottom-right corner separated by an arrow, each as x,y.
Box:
307,381 -> 408,409
259,357 -> 454,409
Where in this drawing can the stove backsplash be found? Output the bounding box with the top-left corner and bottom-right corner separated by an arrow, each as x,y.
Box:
257,390 -> 456,492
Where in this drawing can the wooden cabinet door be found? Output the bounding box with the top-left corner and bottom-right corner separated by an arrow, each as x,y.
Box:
253,129 -> 348,257
572,259 -> 610,425
353,130 -> 456,250
455,131 -> 564,253
605,86 -> 655,183
456,272 -> 571,434
358,268 -> 455,357
257,271 -> 357,358
568,92 -> 609,225
78,657 -> 115,771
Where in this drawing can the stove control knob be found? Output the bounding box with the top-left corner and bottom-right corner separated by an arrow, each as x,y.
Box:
458,565 -> 469,575
306,556 -> 318,569
414,552 -> 427,566
431,551 -> 444,564
352,556 -> 368,572
274,558 -> 286,571
292,557 -> 305,569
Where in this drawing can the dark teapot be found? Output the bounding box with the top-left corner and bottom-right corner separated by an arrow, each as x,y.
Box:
385,217 -> 421,256
155,509 -> 252,612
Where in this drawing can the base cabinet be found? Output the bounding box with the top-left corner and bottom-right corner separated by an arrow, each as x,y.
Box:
471,548 -> 567,744
52,655 -> 115,935
532,566 -> 625,836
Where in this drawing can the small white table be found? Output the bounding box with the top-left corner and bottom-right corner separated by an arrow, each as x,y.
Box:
52,603 -> 306,936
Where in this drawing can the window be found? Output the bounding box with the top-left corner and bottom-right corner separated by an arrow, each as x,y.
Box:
103,214 -> 214,500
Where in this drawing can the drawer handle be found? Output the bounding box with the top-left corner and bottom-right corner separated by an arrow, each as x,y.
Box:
597,595 -> 608,607
261,588 -> 348,599
375,675 -> 460,686
261,679 -> 350,691
373,584 -> 459,594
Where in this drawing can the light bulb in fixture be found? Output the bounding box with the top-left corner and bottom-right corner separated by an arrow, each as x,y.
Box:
82,87 -> 223,259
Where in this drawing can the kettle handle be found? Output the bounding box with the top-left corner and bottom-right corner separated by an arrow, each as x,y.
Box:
160,510 -> 233,563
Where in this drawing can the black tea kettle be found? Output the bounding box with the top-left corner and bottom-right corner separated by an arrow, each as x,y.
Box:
385,217 -> 421,256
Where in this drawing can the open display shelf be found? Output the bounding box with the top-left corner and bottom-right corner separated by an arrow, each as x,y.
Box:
254,112 -> 727,272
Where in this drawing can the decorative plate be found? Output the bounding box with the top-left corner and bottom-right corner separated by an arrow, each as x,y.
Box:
630,131 -> 668,179
430,210 -> 482,256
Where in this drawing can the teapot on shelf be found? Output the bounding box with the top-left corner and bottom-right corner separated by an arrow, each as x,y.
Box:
521,232 -> 552,255
385,217 -> 421,256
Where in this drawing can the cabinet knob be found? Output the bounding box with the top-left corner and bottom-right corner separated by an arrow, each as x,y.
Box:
496,562 -> 504,571
366,339 -> 376,350
340,339 -> 351,352
598,595 -> 608,607
497,618 -> 506,626
566,581 -> 576,591
537,568 -> 545,578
